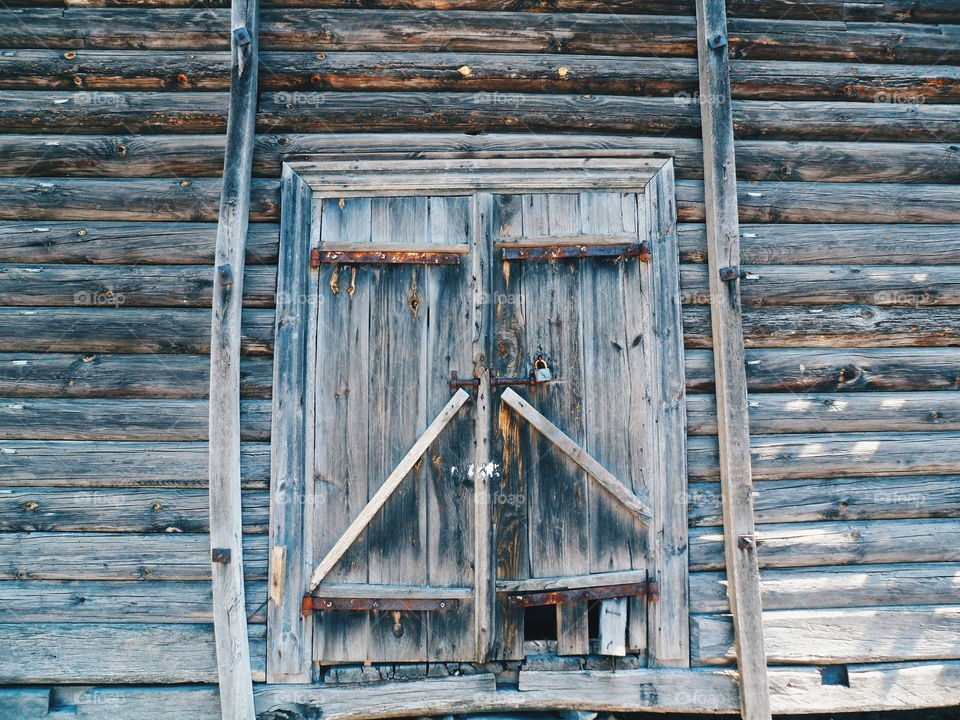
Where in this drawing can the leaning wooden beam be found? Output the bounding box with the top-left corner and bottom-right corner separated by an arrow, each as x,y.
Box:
308,389 -> 470,591
499,387 -> 654,522
207,0 -> 259,717
695,1 -> 770,718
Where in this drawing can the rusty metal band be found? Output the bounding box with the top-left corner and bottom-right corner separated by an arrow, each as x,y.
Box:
500,242 -> 648,261
504,580 -> 657,608
303,595 -> 461,614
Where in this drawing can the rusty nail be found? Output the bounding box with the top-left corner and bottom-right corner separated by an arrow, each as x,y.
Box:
719,265 -> 740,282
738,535 -> 756,550
211,547 -> 231,563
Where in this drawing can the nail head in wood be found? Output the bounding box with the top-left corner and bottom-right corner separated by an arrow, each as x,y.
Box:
211,547 -> 232,563
708,33 -> 727,49
738,535 -> 756,551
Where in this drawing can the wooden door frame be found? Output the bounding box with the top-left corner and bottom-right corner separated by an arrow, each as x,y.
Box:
267,153 -> 689,682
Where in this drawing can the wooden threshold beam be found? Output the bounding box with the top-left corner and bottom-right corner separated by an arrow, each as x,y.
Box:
208,2 -> 259,719
694,1 -> 771,719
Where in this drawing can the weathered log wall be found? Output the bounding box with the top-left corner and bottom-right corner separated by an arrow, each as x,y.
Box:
0,0 -> 959,714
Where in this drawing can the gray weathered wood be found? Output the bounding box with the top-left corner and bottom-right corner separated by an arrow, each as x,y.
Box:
267,166 -> 315,682
692,605 -> 960,665
690,563 -> 960,614
207,0 -> 259,712
0,623 -> 266,684
501,389 -> 653,522
689,517 -> 960,571
696,0 -> 769,714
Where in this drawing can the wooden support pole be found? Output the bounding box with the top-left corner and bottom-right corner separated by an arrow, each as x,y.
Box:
694,1 -> 771,719
208,0 -> 259,717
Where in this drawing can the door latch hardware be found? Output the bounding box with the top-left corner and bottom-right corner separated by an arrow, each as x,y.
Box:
302,594 -> 460,614
504,578 -> 659,608
449,371 -> 480,392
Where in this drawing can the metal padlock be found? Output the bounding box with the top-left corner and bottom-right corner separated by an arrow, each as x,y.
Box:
533,356 -> 553,383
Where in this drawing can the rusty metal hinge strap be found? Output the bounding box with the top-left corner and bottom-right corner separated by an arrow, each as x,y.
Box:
504,579 -> 658,608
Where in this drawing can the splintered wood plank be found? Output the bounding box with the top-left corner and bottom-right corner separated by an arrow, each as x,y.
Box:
423,194 -> 477,662
207,0 -> 259,711
696,0 -> 770,715
599,597 -> 629,657
522,191 -> 590,657
642,162 -> 691,668
489,193 -> 530,661
313,195 -> 374,663
578,190 -> 650,657
364,195 -> 428,663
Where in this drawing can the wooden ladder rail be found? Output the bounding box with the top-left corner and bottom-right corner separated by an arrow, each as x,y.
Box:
694,1 -> 772,718
208,0 -> 259,718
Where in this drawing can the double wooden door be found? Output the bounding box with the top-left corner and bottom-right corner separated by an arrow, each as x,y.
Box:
311,191 -> 658,663
268,157 -> 689,677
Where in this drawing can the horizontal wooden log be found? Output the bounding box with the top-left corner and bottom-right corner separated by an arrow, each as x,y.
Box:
0,305 -> 955,354
675,181 -> 960,224
683,265 -> 960,307
0,177 -> 279,222
6,51 -> 960,103
0,580 -> 267,623
692,605 -> 960,665
2,0 -> 957,24
688,474 -> 960,526
0,622 -> 266,683
688,431 -> 960,482
6,262 -> 960,308
0,353 -> 273,398
687,392 -> 960,435
2,10 -> 958,64
0,398 -> 271,440
0,532 -> 269,580
0,308 -> 274,353
0,346 -> 954,400
0,487 -> 270,532
688,347 -> 960,394
0,392 -> 956,440
0,441 -> 271,488
1,662 -> 959,718
3,91 -> 959,142
0,221 -> 279,263
690,562 -> 960,613
680,224 -> 960,264
685,305 -> 960,348
2,134 -> 960,184
0,263 -> 277,307
5,177 -> 960,226
689,517 -> 960,571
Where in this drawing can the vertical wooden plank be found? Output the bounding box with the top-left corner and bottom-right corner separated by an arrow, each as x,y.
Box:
695,0 -> 771,715
642,162 -> 691,669
490,193 -> 529,661
366,196 -> 429,663
267,169 -> 316,683
470,192 -> 494,662
312,196 -> 373,664
423,194 -> 477,662
522,193 -> 590,657
578,191 -> 650,659
598,597 -> 628,657
208,0 -> 258,714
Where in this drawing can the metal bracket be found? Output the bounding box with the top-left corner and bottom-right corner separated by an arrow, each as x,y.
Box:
719,265 -> 741,282
707,32 -> 727,49
501,243 -> 643,261
504,578 -> 659,608
302,594 -> 459,614
233,27 -> 252,47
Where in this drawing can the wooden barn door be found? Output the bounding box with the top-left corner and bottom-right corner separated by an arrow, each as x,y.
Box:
277,157 -> 688,675
309,194 -> 480,664
487,191 -> 656,660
